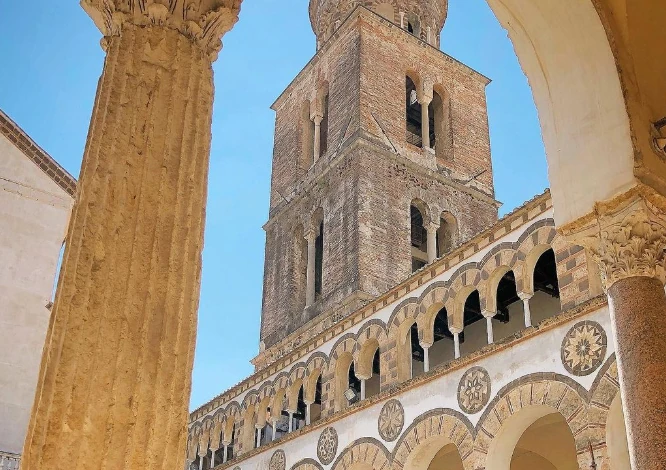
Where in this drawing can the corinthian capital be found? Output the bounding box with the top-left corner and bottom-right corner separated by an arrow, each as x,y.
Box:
81,0 -> 242,60
564,186 -> 666,289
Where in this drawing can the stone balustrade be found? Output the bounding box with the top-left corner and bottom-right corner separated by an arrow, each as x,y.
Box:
0,451 -> 20,470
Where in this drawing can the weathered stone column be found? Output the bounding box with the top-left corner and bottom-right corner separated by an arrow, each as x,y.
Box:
305,227 -> 318,307
21,3 -> 240,470
312,113 -> 324,163
426,222 -> 439,263
518,292 -> 533,327
420,96 -> 432,150
568,189 -> 666,470
482,310 -> 495,344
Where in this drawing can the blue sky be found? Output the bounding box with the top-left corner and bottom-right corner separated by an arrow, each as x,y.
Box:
0,0 -> 548,410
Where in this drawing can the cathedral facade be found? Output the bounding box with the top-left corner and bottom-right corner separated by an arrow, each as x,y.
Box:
185,2 -> 631,470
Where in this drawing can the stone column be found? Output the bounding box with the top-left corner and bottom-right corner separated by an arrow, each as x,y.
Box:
426,222 -> 439,263
222,443 -> 230,464
518,292 -> 533,327
305,227 -> 318,307
567,189 -> 666,470
482,310 -> 495,344
312,113 -> 324,163
359,378 -> 367,400
287,411 -> 295,433
451,327 -> 462,359
210,449 -> 216,468
271,419 -> 277,441
421,343 -> 431,372
305,401 -> 313,426
421,96 -> 432,150
255,427 -> 261,449
21,3 -> 241,470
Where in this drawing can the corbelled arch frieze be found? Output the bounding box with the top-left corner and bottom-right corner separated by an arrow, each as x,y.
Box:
186,217 -> 601,463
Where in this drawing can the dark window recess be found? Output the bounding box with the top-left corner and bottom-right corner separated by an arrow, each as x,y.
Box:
496,270 -> 520,322
534,249 -> 560,298
406,76 -> 422,147
372,348 -> 381,375
348,362 -> 361,395
410,205 -> 427,250
315,222 -> 324,298
410,323 -> 425,362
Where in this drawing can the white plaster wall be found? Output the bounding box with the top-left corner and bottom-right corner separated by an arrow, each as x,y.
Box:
235,306 -> 614,469
0,134 -> 73,454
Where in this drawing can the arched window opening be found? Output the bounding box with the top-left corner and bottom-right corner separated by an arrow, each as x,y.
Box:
227,424 -> 236,461
430,306 -> 454,368
436,212 -> 457,257
491,271 -> 523,342
510,412 -> 578,469
292,386 -> 307,432
406,13 -> 421,37
406,76 -> 423,147
348,361 -> 362,403
259,410 -> 272,446
460,290 -> 486,357
320,92 -> 329,157
366,348 -> 381,399
301,101 -> 315,170
410,322 -> 425,378
310,376 -> 323,424
315,221 -> 324,298
429,90 -> 453,161
411,204 -> 428,272
531,249 -> 561,325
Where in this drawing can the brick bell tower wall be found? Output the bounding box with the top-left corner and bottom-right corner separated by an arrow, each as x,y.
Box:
259,6 -> 498,349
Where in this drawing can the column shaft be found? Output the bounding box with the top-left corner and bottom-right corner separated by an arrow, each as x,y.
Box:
608,276 -> 666,470
486,316 -> 494,344
21,26 -> 213,470
360,379 -> 366,400
305,233 -> 317,307
313,115 -> 323,163
453,333 -> 461,359
423,346 -> 430,372
426,225 -> 438,263
421,101 -> 430,149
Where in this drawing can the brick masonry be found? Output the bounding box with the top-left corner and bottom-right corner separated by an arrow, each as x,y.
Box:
261,8 -> 498,348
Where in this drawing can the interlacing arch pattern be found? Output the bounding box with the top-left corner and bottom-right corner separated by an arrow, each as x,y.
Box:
331,438 -> 392,470
187,219 -> 592,459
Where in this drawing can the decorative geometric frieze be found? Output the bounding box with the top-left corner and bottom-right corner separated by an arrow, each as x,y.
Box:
378,399 -> 405,442
457,366 -> 491,414
317,427 -> 338,465
269,449 -> 286,470
561,321 -> 607,376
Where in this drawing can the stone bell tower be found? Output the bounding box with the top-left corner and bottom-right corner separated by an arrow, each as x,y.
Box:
259,0 -> 499,348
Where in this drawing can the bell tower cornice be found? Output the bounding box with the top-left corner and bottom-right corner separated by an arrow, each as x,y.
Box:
309,0 -> 448,47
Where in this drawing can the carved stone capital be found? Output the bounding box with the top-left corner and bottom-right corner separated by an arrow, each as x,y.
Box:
81,0 -> 242,60
564,187 -> 666,289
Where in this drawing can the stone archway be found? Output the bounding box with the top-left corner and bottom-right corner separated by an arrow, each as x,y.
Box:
393,409 -> 475,470
331,438 -> 391,470
476,374 -> 588,470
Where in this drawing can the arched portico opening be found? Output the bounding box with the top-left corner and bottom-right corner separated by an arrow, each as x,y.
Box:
528,248 -> 561,325
606,394 -> 631,470
404,439 -> 464,470
486,405 -> 578,470
491,269 -> 522,341
429,306 -> 454,369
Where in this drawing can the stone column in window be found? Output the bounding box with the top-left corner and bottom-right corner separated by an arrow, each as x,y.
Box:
20,3 -> 241,470
426,221 -> 439,263
421,342 -> 432,372
305,226 -> 318,307
518,291 -> 533,327
421,94 -> 432,150
312,112 -> 324,163
450,326 -> 462,359
482,310 -> 496,344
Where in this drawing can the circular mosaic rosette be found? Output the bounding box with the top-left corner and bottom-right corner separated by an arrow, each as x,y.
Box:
317,427 -> 339,465
561,320 -> 607,376
457,366 -> 491,414
378,399 -> 405,442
